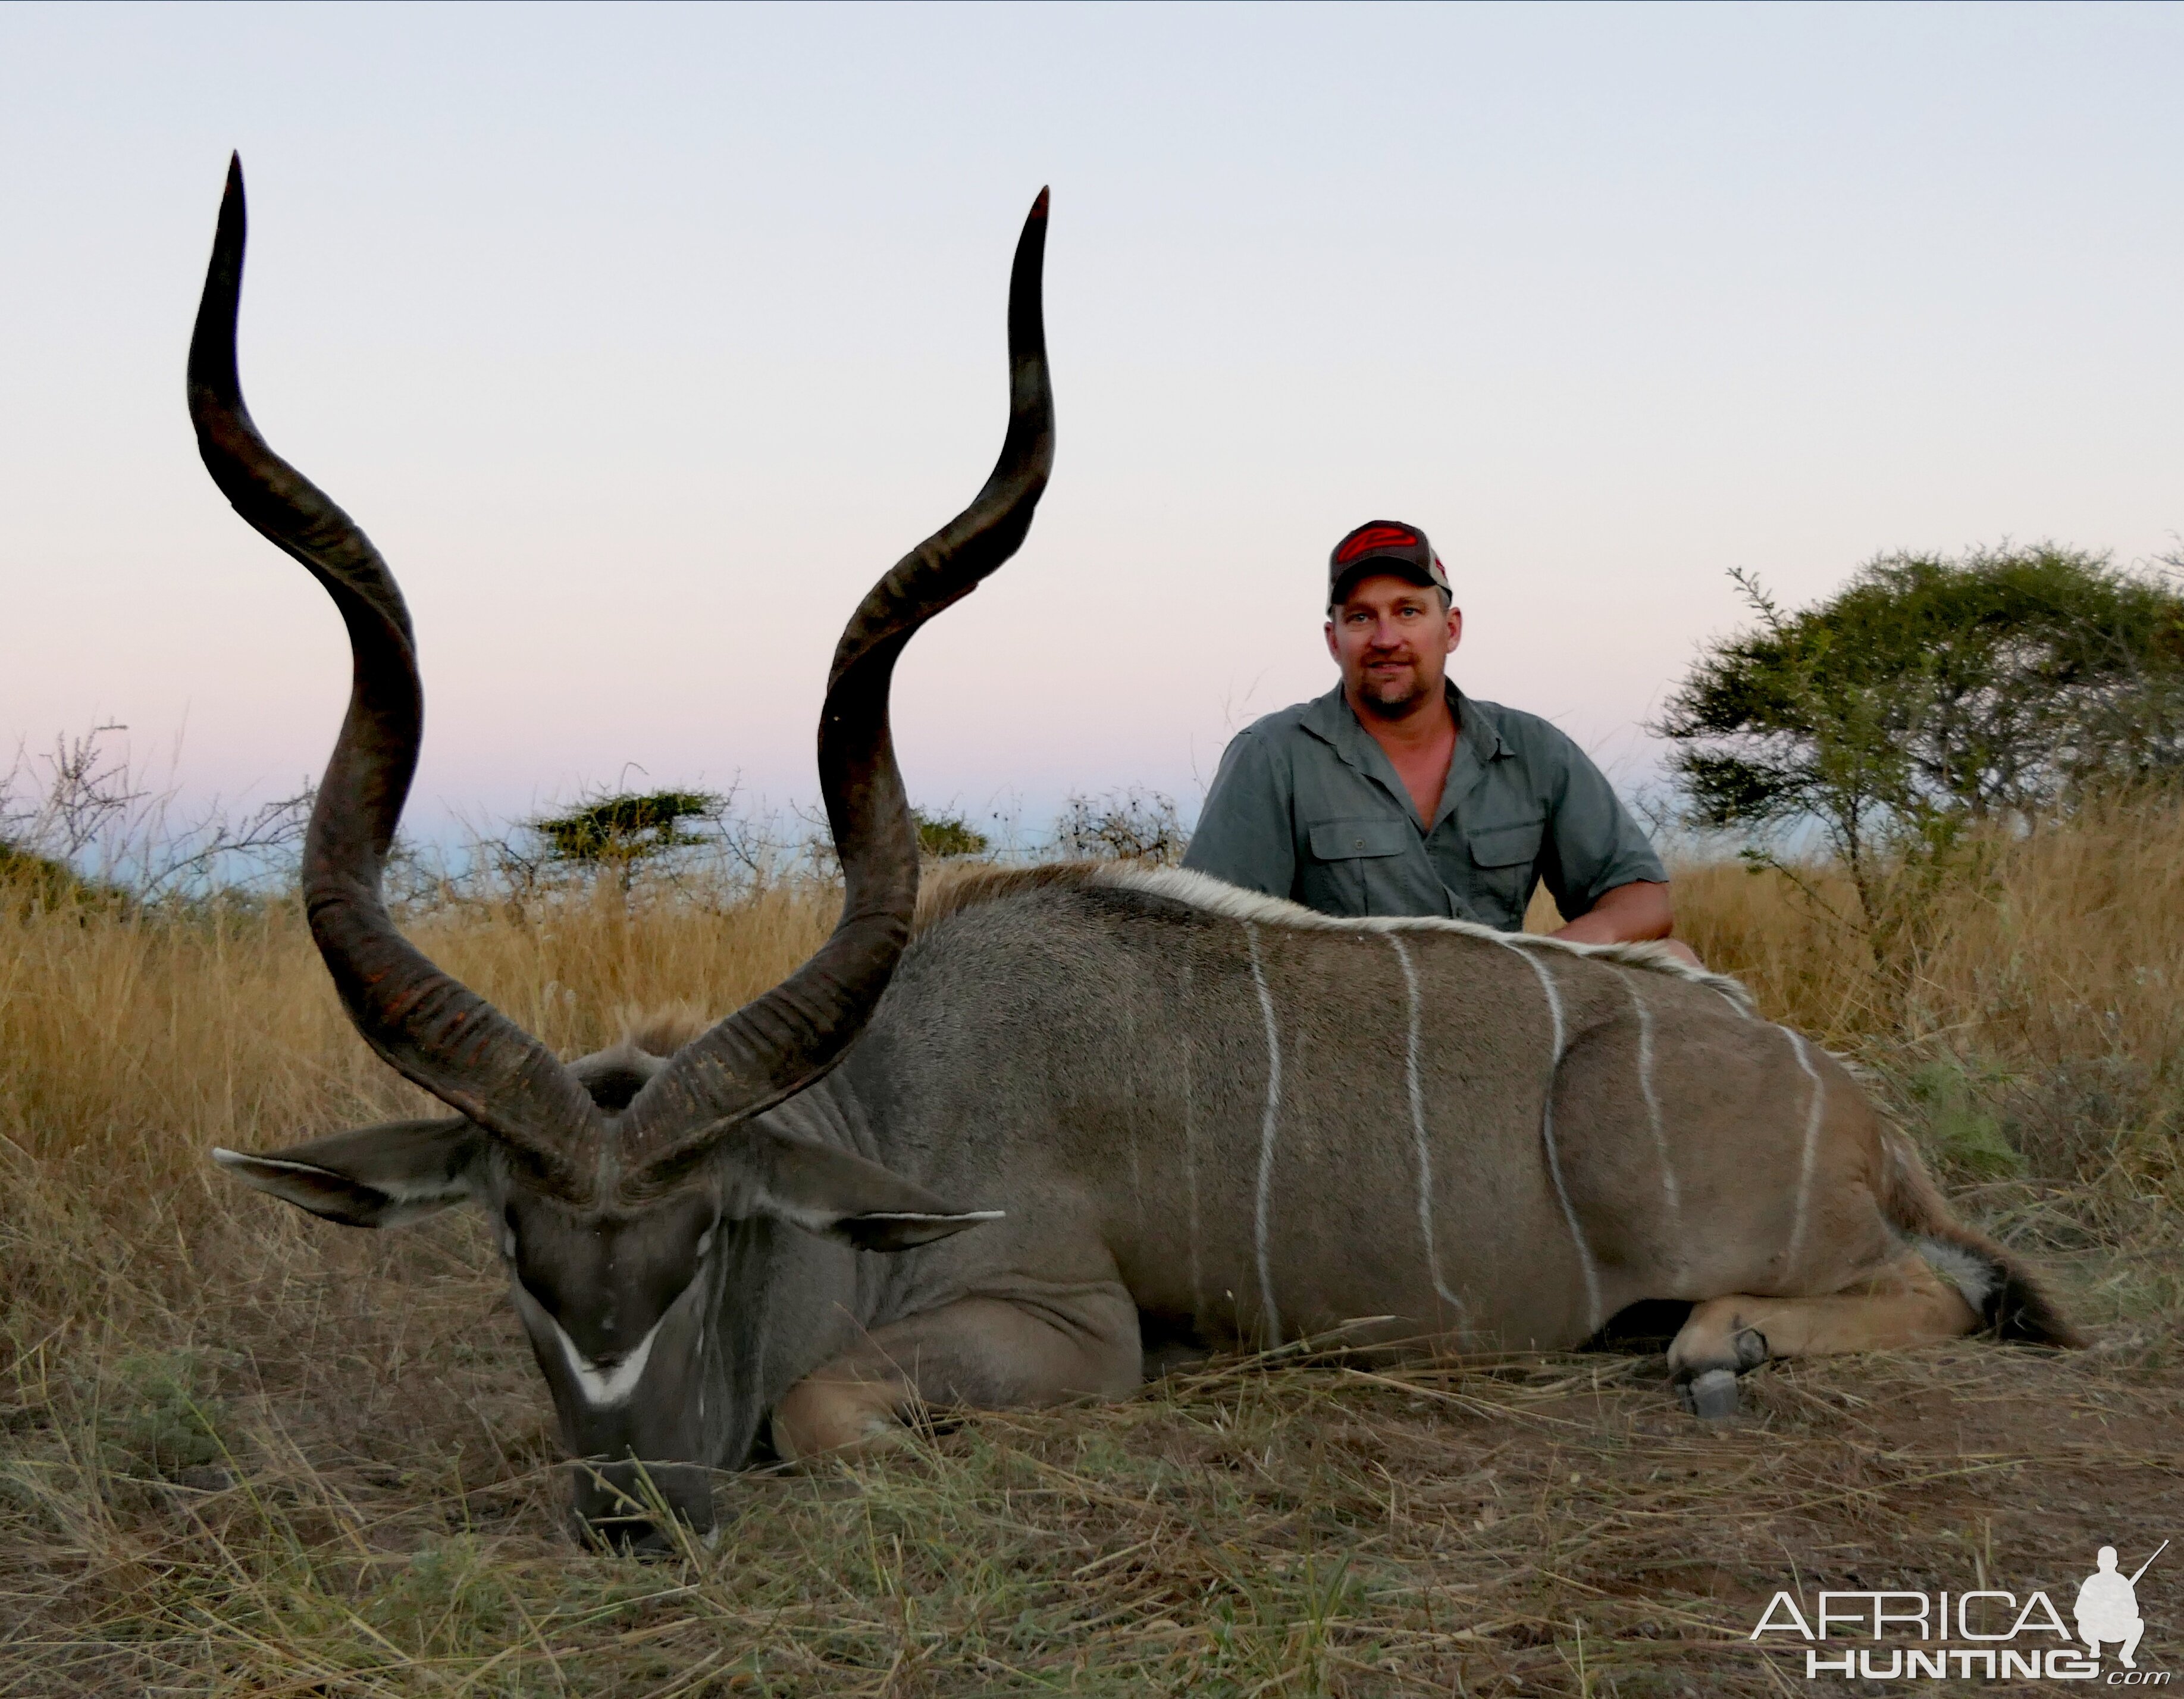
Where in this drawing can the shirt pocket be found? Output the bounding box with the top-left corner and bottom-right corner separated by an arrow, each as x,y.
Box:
1462,813 -> 1546,925
1465,815 -> 1546,870
1302,818 -> 1413,916
1307,820 -> 1412,862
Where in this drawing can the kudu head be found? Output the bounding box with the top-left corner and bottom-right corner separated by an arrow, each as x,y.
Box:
192,157 -> 1052,1549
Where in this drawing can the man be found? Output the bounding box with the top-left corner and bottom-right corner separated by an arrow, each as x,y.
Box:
1185,519 -> 1692,957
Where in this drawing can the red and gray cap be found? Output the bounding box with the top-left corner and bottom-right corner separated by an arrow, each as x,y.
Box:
1327,519 -> 1450,605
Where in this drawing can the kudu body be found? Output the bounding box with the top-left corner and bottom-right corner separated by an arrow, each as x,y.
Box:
736,862 -> 2079,1459
199,162 -> 2075,1547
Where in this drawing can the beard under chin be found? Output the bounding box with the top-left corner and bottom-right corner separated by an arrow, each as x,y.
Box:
1355,669 -> 1431,718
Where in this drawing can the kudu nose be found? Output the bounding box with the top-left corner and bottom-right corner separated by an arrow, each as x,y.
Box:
571,1459 -> 715,1557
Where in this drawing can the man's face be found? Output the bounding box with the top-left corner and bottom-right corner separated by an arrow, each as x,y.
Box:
1324,572 -> 1463,718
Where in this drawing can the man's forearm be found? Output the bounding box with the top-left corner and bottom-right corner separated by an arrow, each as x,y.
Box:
1552,879 -> 1674,946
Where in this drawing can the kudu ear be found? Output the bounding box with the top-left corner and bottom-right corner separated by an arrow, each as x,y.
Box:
211,1116 -> 484,1229
728,1126 -> 1002,1253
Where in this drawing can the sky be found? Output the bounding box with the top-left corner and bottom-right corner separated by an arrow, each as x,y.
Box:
3,2 -> 2180,841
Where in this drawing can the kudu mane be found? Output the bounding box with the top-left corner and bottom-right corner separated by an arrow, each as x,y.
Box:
913,862 -> 1759,1012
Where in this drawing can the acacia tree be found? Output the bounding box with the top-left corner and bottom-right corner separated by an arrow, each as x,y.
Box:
913,809 -> 991,859
1657,545 -> 2184,960
528,789 -> 730,894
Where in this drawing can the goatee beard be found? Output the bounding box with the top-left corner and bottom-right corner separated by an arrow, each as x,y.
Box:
1356,675 -> 1432,720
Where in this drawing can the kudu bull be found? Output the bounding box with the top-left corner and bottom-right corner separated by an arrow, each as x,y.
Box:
201,161 -> 2077,1551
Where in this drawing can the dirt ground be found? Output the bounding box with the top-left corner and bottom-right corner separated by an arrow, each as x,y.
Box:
2,1200 -> 2175,1697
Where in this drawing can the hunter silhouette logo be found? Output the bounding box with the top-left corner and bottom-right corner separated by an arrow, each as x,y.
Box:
1750,1540 -> 2169,1682
2078,1542 -> 2164,1671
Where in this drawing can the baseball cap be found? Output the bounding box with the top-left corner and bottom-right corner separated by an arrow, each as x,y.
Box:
1327,520 -> 1450,606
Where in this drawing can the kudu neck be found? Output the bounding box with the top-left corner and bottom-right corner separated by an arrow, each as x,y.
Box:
700,1074 -> 891,1468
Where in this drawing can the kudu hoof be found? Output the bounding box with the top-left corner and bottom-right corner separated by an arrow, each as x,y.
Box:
1678,1368 -> 1742,1421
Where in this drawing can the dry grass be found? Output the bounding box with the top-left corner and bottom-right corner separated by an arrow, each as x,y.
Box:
3,802 -> 2181,1695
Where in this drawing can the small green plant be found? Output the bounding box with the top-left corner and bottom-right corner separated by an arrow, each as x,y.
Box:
1906,1058 -> 2025,1182
104,1351 -> 228,1478
364,1535 -> 515,1654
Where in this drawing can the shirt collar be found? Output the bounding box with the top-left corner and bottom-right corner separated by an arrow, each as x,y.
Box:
1455,688 -> 1510,761
1300,682 -> 1509,831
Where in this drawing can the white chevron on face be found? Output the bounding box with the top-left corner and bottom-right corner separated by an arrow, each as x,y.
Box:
507,1274 -> 673,1410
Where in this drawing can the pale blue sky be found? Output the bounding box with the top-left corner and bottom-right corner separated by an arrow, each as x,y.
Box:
3,2 -> 2179,833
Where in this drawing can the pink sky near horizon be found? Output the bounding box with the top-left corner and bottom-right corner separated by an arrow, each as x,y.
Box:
3,3 -> 2180,842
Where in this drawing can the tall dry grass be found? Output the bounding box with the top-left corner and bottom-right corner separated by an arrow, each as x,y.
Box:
2,802 -> 2180,1694
2,877 -> 833,1209
1678,790 -> 2184,1062
1515,789 -> 2184,1207
1674,791 -> 2184,1213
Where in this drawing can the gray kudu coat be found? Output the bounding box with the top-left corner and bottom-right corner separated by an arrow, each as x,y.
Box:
683,862 -> 2069,1469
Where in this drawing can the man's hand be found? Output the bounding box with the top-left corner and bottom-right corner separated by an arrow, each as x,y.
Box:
1550,880 -> 1702,967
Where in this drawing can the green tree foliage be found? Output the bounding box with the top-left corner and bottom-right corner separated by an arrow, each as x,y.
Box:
0,838 -> 121,913
913,809 -> 990,860
1658,545 -> 2184,966
527,789 -> 728,890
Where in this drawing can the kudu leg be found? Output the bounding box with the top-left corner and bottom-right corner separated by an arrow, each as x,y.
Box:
772,1287 -> 1142,1462
1666,1250 -> 1981,1419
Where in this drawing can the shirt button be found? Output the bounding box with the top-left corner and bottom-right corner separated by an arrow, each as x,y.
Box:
1355,838 -> 1365,848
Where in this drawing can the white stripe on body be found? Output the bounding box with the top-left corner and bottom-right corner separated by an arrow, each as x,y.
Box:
1387,934 -> 1471,1338
1244,924 -> 1285,1346
1181,1007 -> 1205,1320
1495,940 -> 1603,1334
1121,997 -> 1145,1233
1782,1028 -> 1827,1274
1620,971 -> 1684,1247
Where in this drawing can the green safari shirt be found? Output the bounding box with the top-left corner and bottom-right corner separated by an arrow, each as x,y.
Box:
1182,684 -> 1667,929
